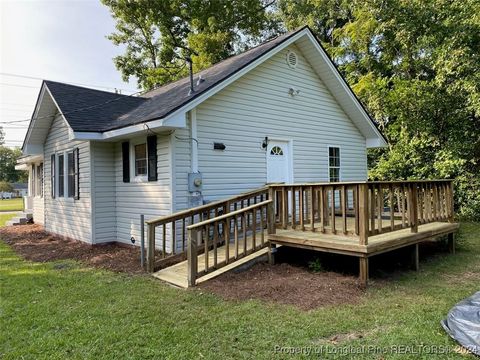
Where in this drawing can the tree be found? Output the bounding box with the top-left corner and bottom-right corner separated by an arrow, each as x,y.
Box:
277,0 -> 480,219
0,181 -> 13,193
0,146 -> 26,183
0,127 -> 4,145
102,0 -> 279,90
105,0 -> 480,219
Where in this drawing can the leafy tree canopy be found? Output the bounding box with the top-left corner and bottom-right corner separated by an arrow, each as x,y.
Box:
0,146 -> 27,183
102,0 -> 279,90
104,0 -> 479,218
0,181 -> 14,193
279,0 -> 480,218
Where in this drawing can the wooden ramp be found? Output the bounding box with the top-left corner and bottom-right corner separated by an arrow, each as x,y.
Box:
153,234 -> 269,288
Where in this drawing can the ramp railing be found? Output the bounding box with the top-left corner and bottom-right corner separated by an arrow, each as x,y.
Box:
145,186 -> 269,272
186,199 -> 273,286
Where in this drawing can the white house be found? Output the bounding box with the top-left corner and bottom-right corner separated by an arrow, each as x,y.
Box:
16,26 -> 386,247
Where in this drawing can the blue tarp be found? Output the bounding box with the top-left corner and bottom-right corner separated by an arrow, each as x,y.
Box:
441,291 -> 480,356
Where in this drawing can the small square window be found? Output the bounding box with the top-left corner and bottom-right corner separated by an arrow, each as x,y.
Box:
134,143 -> 147,176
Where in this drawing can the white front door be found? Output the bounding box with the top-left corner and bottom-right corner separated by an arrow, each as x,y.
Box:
267,141 -> 290,183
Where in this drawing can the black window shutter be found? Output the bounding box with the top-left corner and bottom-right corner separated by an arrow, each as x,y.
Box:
74,148 -> 80,200
51,154 -> 55,199
122,141 -> 130,183
147,135 -> 157,181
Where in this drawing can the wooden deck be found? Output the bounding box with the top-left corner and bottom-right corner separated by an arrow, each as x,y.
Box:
270,221 -> 459,256
154,220 -> 458,288
147,180 -> 457,287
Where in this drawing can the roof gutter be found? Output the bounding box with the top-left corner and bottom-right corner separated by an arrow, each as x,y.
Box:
70,111 -> 186,141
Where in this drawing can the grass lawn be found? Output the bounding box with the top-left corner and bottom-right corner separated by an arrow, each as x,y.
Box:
0,198 -> 24,212
1,216 -> 479,359
0,214 -> 17,225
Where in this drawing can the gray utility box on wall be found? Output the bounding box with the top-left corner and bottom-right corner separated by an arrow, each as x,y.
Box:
188,172 -> 203,193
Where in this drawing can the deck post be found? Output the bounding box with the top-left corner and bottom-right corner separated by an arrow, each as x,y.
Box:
268,243 -> 277,265
146,224 -> 155,273
267,187 -> 277,265
410,183 -> 418,233
359,257 -> 369,287
267,188 -> 276,235
447,233 -> 455,254
187,228 -> 198,287
411,243 -> 419,271
447,181 -> 455,223
358,184 -> 369,245
140,214 -> 145,269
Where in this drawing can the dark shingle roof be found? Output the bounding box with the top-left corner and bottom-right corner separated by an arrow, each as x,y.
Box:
44,81 -> 146,132
43,28 -> 304,133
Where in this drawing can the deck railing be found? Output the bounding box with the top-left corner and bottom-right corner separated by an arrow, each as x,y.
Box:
186,199 -> 273,286
145,180 -> 453,274
269,180 -> 454,245
145,186 -> 269,272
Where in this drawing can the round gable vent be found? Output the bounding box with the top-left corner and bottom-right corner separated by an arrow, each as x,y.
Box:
286,50 -> 298,69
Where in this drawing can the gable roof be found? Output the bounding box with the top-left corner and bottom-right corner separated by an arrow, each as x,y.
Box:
25,26 -> 387,149
44,81 -> 145,132
40,28 -> 301,133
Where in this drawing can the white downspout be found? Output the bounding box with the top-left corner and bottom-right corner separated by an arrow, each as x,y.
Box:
190,108 -> 198,173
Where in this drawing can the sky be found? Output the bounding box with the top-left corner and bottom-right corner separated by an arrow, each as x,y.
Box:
0,0 -> 137,148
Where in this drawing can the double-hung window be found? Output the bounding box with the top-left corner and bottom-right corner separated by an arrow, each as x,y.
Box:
328,147 -> 341,182
58,154 -> 65,197
134,143 -> 147,177
122,136 -> 157,183
54,148 -> 79,199
36,163 -> 43,197
67,151 -> 75,197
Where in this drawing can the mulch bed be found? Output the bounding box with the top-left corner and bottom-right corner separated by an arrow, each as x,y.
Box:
0,224 -> 144,274
2,224 -> 368,310
199,262 -> 365,310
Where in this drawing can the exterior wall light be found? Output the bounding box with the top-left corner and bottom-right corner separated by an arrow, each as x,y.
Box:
213,142 -> 226,150
288,87 -> 300,97
262,136 -> 269,149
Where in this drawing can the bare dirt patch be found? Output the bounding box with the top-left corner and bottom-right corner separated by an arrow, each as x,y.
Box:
0,224 -> 144,274
199,262 -> 365,311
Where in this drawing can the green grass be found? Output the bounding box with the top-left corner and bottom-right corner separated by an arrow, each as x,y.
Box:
1,217 -> 479,359
0,198 -> 24,211
0,213 -> 16,225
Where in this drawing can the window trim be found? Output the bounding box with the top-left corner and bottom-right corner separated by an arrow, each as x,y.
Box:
54,148 -> 79,200
130,138 -> 148,182
67,150 -> 76,198
57,153 -> 65,198
31,164 -> 35,197
51,154 -> 56,199
36,163 -> 44,198
327,146 -> 341,182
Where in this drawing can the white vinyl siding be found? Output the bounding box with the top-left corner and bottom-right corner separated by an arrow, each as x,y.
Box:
173,123 -> 192,211
32,191 -> 44,225
189,44 -> 367,203
43,115 -> 92,242
113,134 -> 172,246
91,142 -> 116,243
